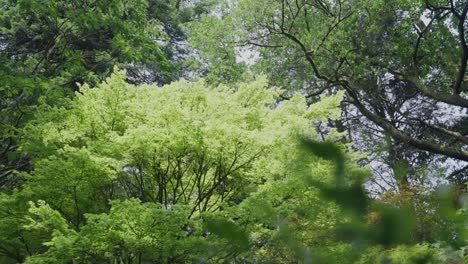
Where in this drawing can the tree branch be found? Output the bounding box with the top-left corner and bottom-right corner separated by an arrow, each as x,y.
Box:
343,81 -> 468,161
391,72 -> 468,108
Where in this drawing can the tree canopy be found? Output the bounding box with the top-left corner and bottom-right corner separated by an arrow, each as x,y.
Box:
189,0 -> 468,188
0,0 -> 467,263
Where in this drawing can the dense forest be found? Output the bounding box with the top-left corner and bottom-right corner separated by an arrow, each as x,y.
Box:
0,0 -> 467,263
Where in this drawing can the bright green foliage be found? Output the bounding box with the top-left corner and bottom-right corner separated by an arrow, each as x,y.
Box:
23,199 -> 206,264
0,70 -> 352,262
21,71 -> 323,217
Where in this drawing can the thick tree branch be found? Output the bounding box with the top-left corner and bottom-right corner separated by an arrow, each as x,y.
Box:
391,72 -> 468,108
342,82 -> 468,161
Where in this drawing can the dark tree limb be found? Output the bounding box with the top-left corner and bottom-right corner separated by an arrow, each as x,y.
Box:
343,82 -> 468,161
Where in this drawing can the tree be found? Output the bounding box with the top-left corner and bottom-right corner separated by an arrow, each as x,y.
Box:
1,1 -> 467,263
0,0 -> 206,189
189,0 -> 468,189
0,70 -> 349,262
